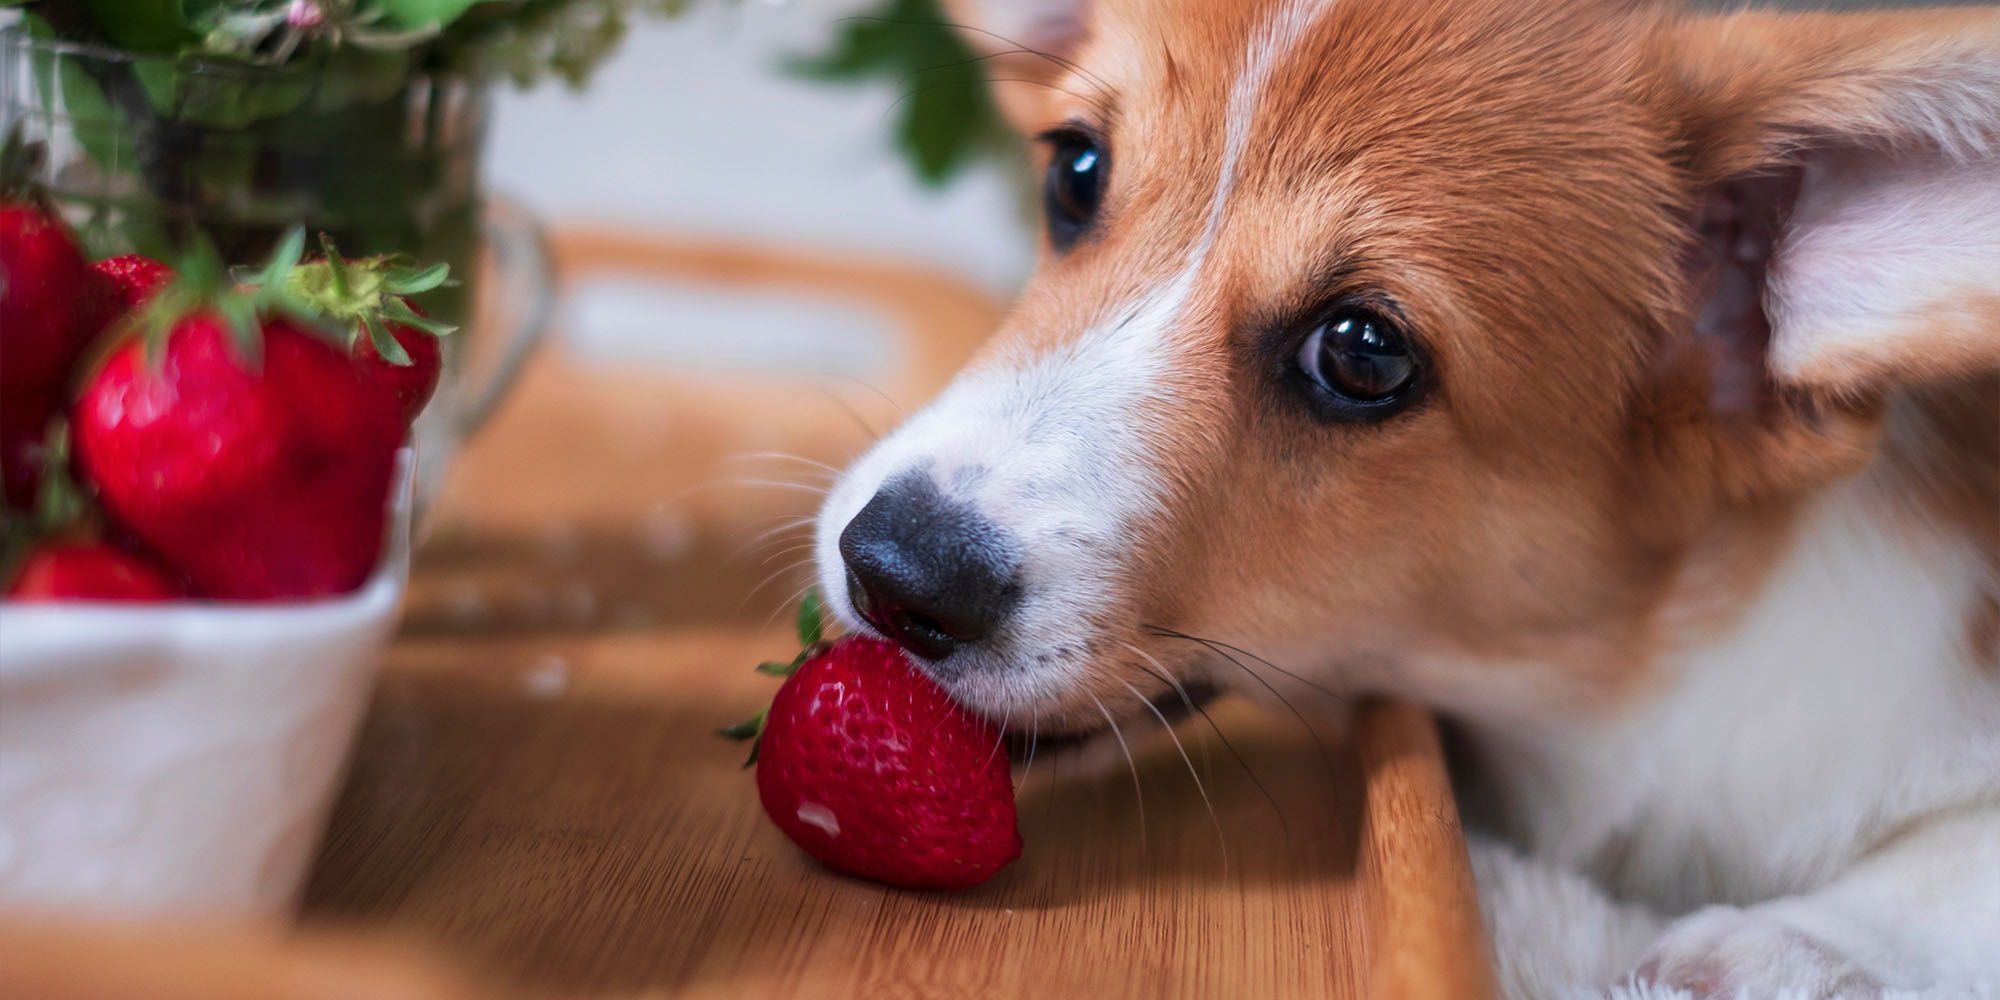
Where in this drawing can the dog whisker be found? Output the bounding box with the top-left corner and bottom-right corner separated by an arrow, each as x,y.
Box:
1146,626 -> 1344,702
1121,640 -> 1290,831
727,452 -> 845,478
756,541 -> 820,569
726,478 -> 833,497
1089,691 -> 1147,853
744,571 -> 816,629
1118,640 -> 1211,784
726,516 -> 818,562
1148,627 -> 1341,779
1120,677 -> 1227,875
1018,716 -> 1040,790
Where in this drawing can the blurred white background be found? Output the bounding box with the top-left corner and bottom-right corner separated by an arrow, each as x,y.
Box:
483,1 -> 1033,371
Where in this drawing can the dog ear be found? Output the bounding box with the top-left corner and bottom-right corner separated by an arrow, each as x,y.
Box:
938,0 -> 1091,131
1659,9 -> 1999,407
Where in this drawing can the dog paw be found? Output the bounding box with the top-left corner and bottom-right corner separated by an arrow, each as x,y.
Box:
1628,906 -> 1883,1000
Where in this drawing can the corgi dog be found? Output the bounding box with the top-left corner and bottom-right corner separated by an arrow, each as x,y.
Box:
810,0 -> 2000,995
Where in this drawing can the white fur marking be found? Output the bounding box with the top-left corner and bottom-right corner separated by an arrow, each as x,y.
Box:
814,0 -> 1341,716
1460,477 -> 2000,913
1770,153 -> 2000,382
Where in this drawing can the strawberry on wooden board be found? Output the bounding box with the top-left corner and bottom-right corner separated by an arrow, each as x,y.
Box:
6,540 -> 182,602
70,231 -> 428,601
724,594 -> 1023,891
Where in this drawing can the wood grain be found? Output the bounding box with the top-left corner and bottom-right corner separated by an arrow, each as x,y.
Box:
0,230 -> 1494,998
306,230 -> 1495,998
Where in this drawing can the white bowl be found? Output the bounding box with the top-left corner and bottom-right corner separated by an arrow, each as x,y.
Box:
0,450 -> 414,920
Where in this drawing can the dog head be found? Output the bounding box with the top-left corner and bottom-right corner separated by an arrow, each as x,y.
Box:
813,0 -> 2000,737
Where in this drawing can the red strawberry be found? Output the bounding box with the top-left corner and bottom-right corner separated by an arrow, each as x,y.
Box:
286,239 -> 453,427
6,540 -> 181,601
353,299 -> 443,425
93,253 -> 174,313
73,309 -> 406,601
744,631 -> 1021,891
1,204 -> 113,507
0,204 -> 109,391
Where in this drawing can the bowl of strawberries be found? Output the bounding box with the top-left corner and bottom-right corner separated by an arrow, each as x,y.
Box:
0,156 -> 450,917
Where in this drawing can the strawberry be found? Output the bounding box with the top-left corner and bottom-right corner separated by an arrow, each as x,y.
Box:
287,236 -> 453,426
93,253 -> 174,313
353,299 -> 443,425
6,540 -> 181,602
0,201 -> 113,509
0,204 -> 106,393
725,594 -> 1022,891
70,232 -> 419,600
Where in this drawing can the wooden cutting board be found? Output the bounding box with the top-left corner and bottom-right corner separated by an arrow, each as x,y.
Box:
0,229 -> 1495,999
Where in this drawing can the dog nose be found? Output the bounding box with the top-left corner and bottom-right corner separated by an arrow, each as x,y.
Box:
838,472 -> 1021,661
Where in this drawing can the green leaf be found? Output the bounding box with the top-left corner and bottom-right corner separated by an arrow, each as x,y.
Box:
718,704 -> 768,764
317,232 -> 353,297
754,660 -> 799,677
373,0 -> 486,30
30,422 -> 87,535
381,296 -> 457,337
718,718 -> 762,740
86,0 -> 198,54
796,588 -> 825,647
786,0 -> 1012,187
178,235 -> 227,292
363,312 -> 411,366
252,225 -> 307,289
382,261 -> 452,296
219,295 -> 263,368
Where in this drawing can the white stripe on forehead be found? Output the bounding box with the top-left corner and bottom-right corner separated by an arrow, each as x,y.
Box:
1201,0 -> 1338,258
813,0 -> 1343,711
1093,0 -> 1338,334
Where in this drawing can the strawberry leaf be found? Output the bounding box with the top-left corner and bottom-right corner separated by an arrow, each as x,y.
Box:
318,232 -> 353,299
719,706 -> 769,767
382,262 -> 452,296
30,422 -> 88,536
755,660 -> 799,677
246,225 -> 307,290
796,588 -> 825,647
362,312 -> 411,366
381,296 -> 457,337
219,295 -> 264,368
719,709 -> 766,740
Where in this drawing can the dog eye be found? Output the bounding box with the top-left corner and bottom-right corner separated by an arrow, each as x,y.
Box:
1295,310 -> 1418,411
1042,131 -> 1105,250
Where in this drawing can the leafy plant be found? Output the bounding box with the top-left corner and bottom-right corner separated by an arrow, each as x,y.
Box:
790,0 -> 1014,187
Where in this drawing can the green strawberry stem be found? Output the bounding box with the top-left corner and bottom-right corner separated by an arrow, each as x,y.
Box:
0,420 -> 103,588
797,588 -> 826,647
122,224 -> 457,372
30,423 -> 89,537
286,232 -> 459,367
723,587 -> 834,767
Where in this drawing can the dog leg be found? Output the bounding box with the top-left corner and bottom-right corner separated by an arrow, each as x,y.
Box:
1469,833 -> 1666,1000
1627,810 -> 2000,999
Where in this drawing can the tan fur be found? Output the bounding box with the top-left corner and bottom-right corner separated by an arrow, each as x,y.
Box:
942,0 -> 1998,729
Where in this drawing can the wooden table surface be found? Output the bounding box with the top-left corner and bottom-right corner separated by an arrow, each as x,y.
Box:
0,231 -> 1495,999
